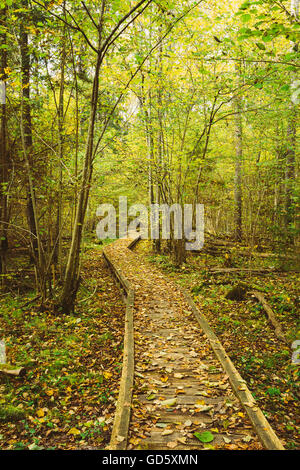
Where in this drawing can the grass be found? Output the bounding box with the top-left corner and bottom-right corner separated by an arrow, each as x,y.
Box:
0,248 -> 125,450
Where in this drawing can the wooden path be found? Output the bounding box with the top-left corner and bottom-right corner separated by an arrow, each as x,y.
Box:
103,238 -> 284,451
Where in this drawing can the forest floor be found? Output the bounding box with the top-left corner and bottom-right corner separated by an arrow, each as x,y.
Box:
0,238 -> 299,450
0,246 -> 125,450
134,240 -> 300,450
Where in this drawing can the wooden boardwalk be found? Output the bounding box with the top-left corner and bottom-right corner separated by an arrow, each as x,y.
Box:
104,239 -> 284,451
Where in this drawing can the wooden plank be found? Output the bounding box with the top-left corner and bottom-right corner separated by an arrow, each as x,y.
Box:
103,246 -> 135,451
182,289 -> 284,450
107,288 -> 135,450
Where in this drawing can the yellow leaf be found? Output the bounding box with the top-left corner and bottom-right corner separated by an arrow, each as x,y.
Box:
103,371 -> 112,380
129,437 -> 141,446
211,427 -> 219,433
68,427 -> 81,435
196,400 -> 205,406
36,409 -> 45,417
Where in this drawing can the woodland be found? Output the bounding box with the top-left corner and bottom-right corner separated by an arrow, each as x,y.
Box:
0,0 -> 299,452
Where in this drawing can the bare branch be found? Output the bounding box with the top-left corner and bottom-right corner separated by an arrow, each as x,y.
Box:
32,0 -> 99,53
99,0 -> 152,56
92,1 -> 204,159
81,1 -> 98,29
100,0 -> 153,58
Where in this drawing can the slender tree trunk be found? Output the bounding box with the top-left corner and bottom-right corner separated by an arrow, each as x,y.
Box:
233,62 -> 243,241
54,21 -> 66,277
139,74 -> 154,207
20,1 -> 47,301
19,2 -> 38,259
154,30 -> 163,253
284,107 -> 297,232
59,15 -> 104,313
284,0 -> 299,242
146,92 -> 155,207
68,28 -> 79,232
0,5 -> 8,279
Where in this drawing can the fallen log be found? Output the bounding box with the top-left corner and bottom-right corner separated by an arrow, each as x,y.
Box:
20,295 -> 41,308
250,291 -> 287,344
0,363 -> 26,377
208,268 -> 275,274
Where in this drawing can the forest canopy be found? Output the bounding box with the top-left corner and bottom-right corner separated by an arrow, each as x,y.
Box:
1,0 -> 299,310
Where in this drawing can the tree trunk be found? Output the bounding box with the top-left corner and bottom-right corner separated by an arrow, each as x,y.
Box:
154,29 -> 163,253
284,0 -> 299,242
54,21 -> 66,277
19,2 -> 38,260
58,23 -> 104,314
0,5 -> 9,279
284,107 -> 297,234
233,61 -> 243,241
19,1 -> 47,301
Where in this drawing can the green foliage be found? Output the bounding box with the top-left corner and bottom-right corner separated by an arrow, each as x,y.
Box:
194,431 -> 215,443
0,0 -> 299,448
266,387 -> 281,397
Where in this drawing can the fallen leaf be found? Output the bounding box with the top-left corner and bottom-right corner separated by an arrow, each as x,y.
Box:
167,441 -> 178,449
68,427 -> 80,436
184,419 -> 192,427
174,373 -> 184,379
242,435 -> 254,443
161,398 -> 177,406
194,431 -> 214,443
146,393 -> 156,400
177,437 -> 187,444
103,371 -> 112,380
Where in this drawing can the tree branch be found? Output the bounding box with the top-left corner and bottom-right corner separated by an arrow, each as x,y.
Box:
99,0 -> 152,56
32,0 -> 99,53
92,1 -> 204,159
100,0 -> 153,58
81,1 -> 98,30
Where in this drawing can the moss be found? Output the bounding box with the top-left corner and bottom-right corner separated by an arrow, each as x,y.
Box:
0,405 -> 26,422
0,363 -> 17,371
